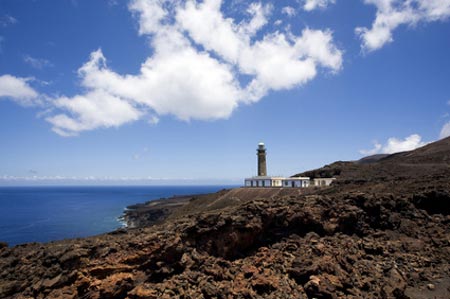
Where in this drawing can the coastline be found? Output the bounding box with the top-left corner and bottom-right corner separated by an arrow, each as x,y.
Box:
121,191 -> 225,228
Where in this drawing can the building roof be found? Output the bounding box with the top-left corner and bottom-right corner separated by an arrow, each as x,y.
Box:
245,176 -> 310,180
245,176 -> 282,179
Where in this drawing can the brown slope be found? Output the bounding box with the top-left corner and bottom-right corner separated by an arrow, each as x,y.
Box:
293,136 -> 450,185
381,136 -> 450,164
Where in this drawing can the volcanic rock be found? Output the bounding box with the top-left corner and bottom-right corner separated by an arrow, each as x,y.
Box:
1,137 -> 450,298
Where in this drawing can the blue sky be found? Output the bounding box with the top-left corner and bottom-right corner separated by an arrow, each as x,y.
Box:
1,0 -> 450,185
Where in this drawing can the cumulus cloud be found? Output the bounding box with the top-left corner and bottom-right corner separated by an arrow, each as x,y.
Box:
46,0 -> 342,136
359,141 -> 382,156
0,74 -> 39,105
46,89 -> 142,136
356,0 -> 450,52
360,134 -> 428,155
382,134 -> 428,153
23,55 -> 53,69
440,122 -> 450,139
302,0 -> 336,11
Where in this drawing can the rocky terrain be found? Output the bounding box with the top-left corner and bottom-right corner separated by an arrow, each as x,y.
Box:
1,138 -> 450,299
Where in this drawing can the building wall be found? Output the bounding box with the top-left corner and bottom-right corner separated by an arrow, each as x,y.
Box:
282,179 -> 309,188
245,178 -> 319,188
272,179 -> 282,187
245,179 -> 272,187
313,178 -> 335,186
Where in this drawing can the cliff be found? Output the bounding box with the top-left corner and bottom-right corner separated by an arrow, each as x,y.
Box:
1,138 -> 450,299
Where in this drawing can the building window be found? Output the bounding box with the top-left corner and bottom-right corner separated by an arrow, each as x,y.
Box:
262,180 -> 265,187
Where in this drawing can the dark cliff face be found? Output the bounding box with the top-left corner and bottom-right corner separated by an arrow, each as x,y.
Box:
1,138 -> 450,299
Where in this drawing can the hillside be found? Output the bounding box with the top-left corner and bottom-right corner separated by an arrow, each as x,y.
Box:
294,136 -> 450,185
1,138 -> 450,299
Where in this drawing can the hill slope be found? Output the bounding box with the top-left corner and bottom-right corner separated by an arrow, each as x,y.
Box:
294,136 -> 450,186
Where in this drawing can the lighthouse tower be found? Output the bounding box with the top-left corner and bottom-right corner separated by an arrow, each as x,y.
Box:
257,142 -> 267,176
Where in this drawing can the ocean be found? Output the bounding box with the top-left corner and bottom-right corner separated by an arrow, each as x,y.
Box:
0,185 -> 233,246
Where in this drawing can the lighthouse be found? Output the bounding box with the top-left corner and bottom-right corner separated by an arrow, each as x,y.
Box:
257,142 -> 267,176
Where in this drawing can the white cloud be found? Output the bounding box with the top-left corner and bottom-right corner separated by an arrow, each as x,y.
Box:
46,0 -> 342,136
46,89 -> 142,136
282,6 -> 296,17
356,0 -> 450,52
77,47 -> 242,121
23,55 -> 53,69
176,0 -> 342,95
359,141 -> 382,156
302,0 -> 336,11
0,74 -> 39,105
382,134 -> 428,153
360,134 -> 428,155
440,122 -> 450,139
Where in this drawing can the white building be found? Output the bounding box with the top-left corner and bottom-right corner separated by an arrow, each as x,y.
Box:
245,176 -> 283,188
313,178 -> 336,187
244,176 -> 311,188
282,177 -> 311,188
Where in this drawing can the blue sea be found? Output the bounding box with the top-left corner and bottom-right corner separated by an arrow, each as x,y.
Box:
0,185 -> 232,246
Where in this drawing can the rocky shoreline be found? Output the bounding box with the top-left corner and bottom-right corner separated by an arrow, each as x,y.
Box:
121,194 -> 194,228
